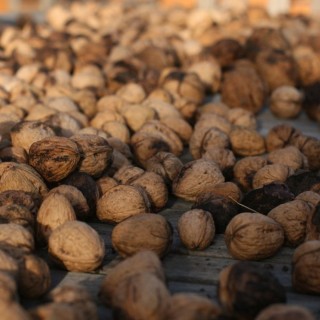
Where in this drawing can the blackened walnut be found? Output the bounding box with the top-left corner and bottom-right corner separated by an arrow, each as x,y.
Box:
218,262 -> 286,320
286,171 -> 320,196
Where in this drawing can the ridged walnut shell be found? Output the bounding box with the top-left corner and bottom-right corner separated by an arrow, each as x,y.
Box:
48,221 -> 105,272
225,212 -> 284,260
112,213 -> 173,257
29,136 -> 80,182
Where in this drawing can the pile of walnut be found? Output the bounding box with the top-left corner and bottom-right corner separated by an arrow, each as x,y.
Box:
0,1 -> 320,319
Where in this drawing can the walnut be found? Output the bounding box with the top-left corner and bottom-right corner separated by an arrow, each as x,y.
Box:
0,224 -> 34,253
229,127 -> 265,157
17,254 -> 51,299
253,164 -> 294,189
227,108 -> 257,130
71,64 -> 105,90
48,221 -> 105,272
196,113 -> 232,135
305,204 -> 320,241
116,83 -> 146,104
111,273 -> 170,320
296,136 -> 320,171
225,212 -> 284,260
286,171 -> 320,196
296,191 -> 320,207
200,182 -> 242,202
77,127 -> 110,140
106,137 -> 132,160
47,185 -> 90,220
112,213 -> 172,258
36,193 -> 76,244
161,117 -> 192,144
90,110 -> 125,129
0,204 -> 34,234
143,99 -> 180,120
0,248 -> 19,278
218,262 -> 286,320
265,124 -> 302,152
29,136 -> 80,182
268,200 -> 314,246
172,159 -> 225,202
101,121 -> 130,144
96,185 -> 151,223
177,209 -> 215,250
292,240 -> 320,294
302,82 -> 320,123
221,62 -> 266,114
0,146 -> 28,164
0,162 -> 48,198
99,251 -> 165,307
167,293 -> 221,320
96,176 -> 119,196
70,134 -> 113,178
270,86 -> 303,119
267,146 -> 307,171
0,271 -> 18,303
197,102 -> 229,119
256,304 -> 315,320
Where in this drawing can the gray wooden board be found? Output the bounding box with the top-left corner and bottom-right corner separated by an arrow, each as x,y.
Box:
23,109 -> 320,318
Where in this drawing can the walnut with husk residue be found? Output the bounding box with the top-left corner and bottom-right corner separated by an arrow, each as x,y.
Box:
99,250 -> 165,307
112,213 -> 172,258
218,261 -> 286,320
28,136 -> 80,182
292,240 -> 320,294
172,159 -> 225,202
48,221 -> 105,272
177,209 -> 215,250
225,212 -> 284,260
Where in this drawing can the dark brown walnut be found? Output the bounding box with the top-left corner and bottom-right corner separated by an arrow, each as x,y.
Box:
29,136 -> 80,182
160,70 -> 205,105
0,248 -> 19,278
112,213 -> 172,258
245,27 -> 290,61
225,212 -> 284,260
10,121 -> 56,152
145,152 -> 183,184
177,209 -> 215,250
0,204 -> 34,234
0,271 -> 18,303
253,164 -> 294,189
268,200 -> 314,246
97,185 -> 151,224
0,162 -> 48,198
296,191 -> 320,207
229,127 -> 265,157
294,136 -> 320,171
193,194 -> 239,234
96,176 -> 119,197
172,159 -> 225,202
270,86 -> 303,119
221,62 -> 266,114
265,124 -> 302,152
233,156 -> 267,191
218,262 -> 286,320
267,146 -> 307,171
17,254 -> 51,299
48,221 -> 105,272
99,251 -> 165,307
241,182 -> 294,215
36,193 -> 76,244
285,171 -> 320,196
207,38 -> 243,67
0,146 -> 28,164
48,284 -> 98,320
70,134 -> 113,178
111,272 -> 170,320
302,82 -> 320,123
292,240 -> 320,294
0,224 -> 34,253
62,172 -> 99,216
305,204 -> 320,241
167,293 -> 221,320
47,185 -> 90,220
256,304 -> 315,320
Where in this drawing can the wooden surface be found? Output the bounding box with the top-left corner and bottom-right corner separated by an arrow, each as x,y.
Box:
23,108 -> 320,319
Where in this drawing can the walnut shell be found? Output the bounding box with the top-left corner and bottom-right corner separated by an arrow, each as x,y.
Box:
0,162 -> 48,198
225,212 -> 284,260
218,262 -> 286,319
227,108 -> 257,130
172,159 -> 225,202
292,240 -> 320,294
112,213 -> 172,257
268,200 -> 314,246
296,191 -> 320,207
200,182 -> 242,202
256,304 -> 315,320
36,193 -> 77,244
297,136 -> 320,171
48,221 -> 105,272
96,185 -> 151,224
29,136 -> 80,182
0,146 -> 28,164
99,251 -> 165,307
167,293 -> 221,320
70,134 -> 113,178
0,271 -> 18,303
0,248 -> 19,278
229,127 -> 265,157
96,176 -> 119,196
116,83 -> 146,104
161,117 -> 193,144
177,209 -> 215,250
